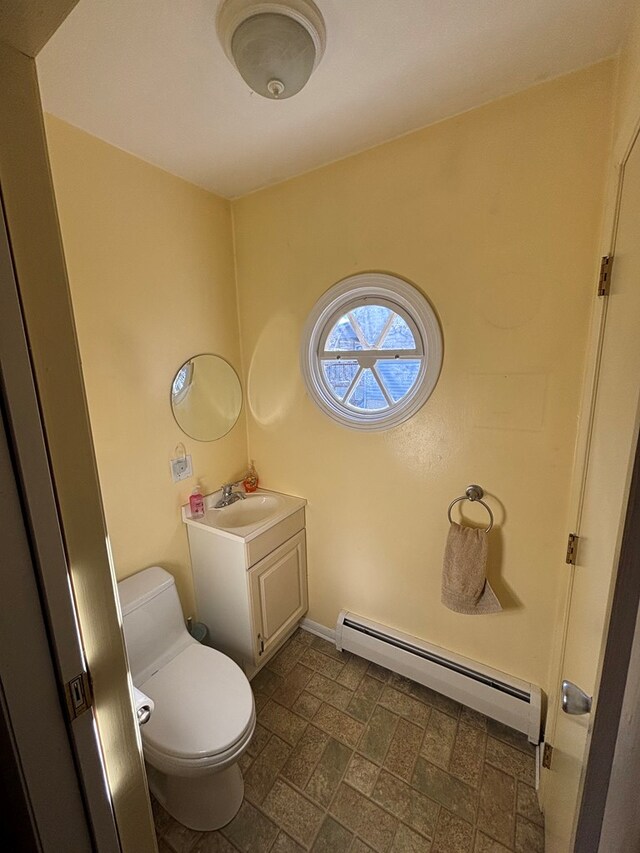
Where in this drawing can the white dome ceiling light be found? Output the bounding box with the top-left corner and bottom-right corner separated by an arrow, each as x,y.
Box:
217,0 -> 326,100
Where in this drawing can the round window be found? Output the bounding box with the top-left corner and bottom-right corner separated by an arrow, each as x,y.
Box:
301,273 -> 443,430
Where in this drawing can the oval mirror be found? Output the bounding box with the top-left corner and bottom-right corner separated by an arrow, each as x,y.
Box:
170,354 -> 242,441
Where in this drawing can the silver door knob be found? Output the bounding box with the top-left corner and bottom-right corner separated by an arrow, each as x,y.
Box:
561,680 -> 592,715
137,706 -> 152,726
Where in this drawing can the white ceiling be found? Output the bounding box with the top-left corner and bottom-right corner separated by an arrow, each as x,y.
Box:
38,0 -> 632,199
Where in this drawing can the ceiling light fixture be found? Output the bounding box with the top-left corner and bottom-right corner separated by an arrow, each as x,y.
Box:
217,0 -> 326,100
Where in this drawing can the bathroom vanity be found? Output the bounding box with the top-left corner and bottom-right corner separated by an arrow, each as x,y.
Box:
183,489 -> 307,676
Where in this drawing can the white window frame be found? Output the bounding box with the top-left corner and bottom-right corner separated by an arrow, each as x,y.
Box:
300,272 -> 443,430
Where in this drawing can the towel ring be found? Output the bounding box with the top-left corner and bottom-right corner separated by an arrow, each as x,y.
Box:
447,484 -> 494,533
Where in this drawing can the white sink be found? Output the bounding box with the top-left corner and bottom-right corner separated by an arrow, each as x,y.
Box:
182,488 -> 305,542
213,494 -> 282,529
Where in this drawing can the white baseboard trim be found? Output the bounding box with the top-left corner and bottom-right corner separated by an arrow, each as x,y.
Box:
299,617 -> 336,643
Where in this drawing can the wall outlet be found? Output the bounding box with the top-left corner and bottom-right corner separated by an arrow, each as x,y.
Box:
170,454 -> 192,482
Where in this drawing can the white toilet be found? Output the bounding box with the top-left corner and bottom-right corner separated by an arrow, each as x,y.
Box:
118,566 -> 255,831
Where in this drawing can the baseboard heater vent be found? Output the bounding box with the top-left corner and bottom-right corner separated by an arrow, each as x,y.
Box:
336,611 -> 542,744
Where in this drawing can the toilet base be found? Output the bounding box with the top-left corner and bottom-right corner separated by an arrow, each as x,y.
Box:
147,760 -> 244,831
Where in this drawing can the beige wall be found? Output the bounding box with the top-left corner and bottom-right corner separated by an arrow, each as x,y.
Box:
45,115 -> 248,616
232,62 -> 614,691
46,61 -> 614,698
613,0 -> 640,160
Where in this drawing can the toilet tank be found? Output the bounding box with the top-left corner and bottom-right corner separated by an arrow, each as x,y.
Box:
118,566 -> 193,684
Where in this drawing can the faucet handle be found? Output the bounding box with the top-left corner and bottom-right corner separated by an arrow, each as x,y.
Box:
221,482 -> 234,497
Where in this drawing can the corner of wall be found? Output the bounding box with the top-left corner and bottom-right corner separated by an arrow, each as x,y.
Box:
229,200 -> 252,466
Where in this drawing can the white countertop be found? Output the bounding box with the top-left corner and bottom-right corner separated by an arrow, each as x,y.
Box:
181,487 -> 306,543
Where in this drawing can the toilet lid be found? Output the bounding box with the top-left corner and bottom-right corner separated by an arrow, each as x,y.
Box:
139,643 -> 254,761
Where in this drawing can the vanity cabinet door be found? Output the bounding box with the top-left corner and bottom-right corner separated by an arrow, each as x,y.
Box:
249,530 -> 308,665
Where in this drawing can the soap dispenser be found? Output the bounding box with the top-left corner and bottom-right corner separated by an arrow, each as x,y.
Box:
243,461 -> 259,493
189,484 -> 205,518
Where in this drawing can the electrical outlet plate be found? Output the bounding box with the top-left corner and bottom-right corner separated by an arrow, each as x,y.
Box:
170,454 -> 192,482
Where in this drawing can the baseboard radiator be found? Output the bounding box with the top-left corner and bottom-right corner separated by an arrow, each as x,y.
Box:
336,611 -> 543,744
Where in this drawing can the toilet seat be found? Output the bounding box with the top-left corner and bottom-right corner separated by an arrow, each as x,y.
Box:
139,642 -> 255,775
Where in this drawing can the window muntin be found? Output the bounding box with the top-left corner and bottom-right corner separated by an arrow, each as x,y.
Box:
319,300 -> 423,414
301,273 -> 443,431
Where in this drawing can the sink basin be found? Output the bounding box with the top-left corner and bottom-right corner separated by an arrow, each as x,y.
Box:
182,488 -> 305,542
214,494 -> 282,529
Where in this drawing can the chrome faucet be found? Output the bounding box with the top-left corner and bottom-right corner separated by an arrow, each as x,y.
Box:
214,481 -> 246,509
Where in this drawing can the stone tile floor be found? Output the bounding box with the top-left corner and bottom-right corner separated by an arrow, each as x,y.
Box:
153,629 -> 544,853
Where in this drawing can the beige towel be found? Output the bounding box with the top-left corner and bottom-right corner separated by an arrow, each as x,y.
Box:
441,522 -> 502,615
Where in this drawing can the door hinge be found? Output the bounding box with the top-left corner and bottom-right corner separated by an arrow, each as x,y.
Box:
542,742 -> 553,769
566,533 -> 579,565
258,634 -> 265,656
597,255 -> 612,297
65,671 -> 93,720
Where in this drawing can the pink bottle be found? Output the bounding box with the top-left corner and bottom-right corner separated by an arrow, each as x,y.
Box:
189,485 -> 205,518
